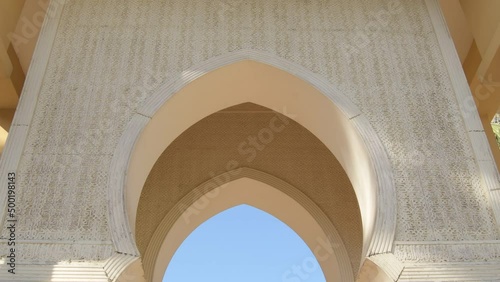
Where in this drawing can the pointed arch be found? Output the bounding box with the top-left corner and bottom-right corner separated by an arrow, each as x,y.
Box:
107,50 -> 397,278
144,168 -> 353,281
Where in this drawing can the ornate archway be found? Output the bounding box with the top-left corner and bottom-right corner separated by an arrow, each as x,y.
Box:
107,50 -> 398,280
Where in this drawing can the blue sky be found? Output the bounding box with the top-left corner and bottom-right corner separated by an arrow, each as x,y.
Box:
163,204 -> 326,282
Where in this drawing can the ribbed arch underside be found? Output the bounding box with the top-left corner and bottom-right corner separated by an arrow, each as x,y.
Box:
136,103 -> 362,279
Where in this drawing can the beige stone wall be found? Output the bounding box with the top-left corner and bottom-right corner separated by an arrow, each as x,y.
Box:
0,0 -> 499,280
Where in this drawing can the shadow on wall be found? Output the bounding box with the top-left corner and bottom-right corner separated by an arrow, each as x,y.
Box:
0,109 -> 15,155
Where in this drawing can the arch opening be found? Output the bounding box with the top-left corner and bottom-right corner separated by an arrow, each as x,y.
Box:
164,204 -> 327,282
144,173 -> 353,282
